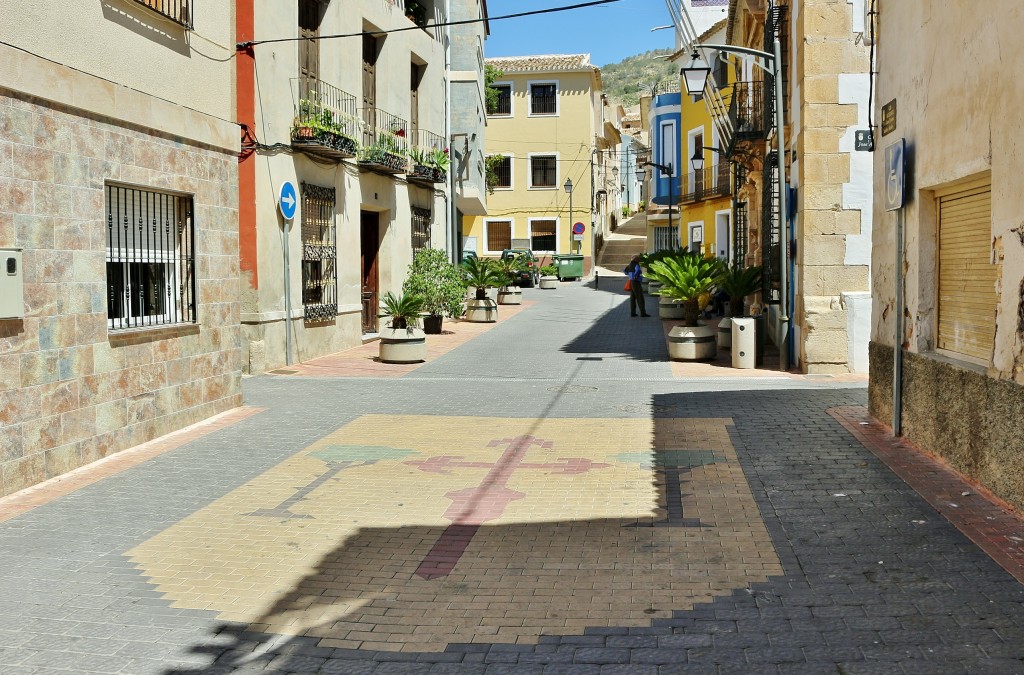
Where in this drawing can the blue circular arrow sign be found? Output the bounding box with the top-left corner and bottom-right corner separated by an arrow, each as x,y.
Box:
278,181 -> 298,220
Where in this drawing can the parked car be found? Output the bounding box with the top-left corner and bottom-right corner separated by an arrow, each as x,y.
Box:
500,248 -> 540,287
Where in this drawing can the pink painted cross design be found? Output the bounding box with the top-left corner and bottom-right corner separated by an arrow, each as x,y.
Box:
405,434 -> 610,579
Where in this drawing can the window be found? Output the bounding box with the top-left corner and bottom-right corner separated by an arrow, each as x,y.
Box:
134,0 -> 192,28
301,182 -> 337,322
529,82 -> 558,115
412,206 -> 431,254
530,219 -> 557,252
105,185 -> 195,330
653,226 -> 679,252
529,155 -> 557,188
488,155 -> 512,189
488,84 -> 512,116
936,179 -> 996,363
485,220 -> 512,252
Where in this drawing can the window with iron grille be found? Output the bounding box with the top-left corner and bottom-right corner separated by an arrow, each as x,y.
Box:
530,155 -> 557,188
530,220 -> 557,252
489,155 -> 512,189
105,185 -> 195,330
411,206 -> 431,254
301,182 -> 338,322
134,0 -> 192,28
530,83 -> 557,115
488,84 -> 512,116
486,220 -> 512,252
653,226 -> 679,252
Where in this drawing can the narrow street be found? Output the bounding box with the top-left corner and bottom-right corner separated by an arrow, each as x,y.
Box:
2,281 -> 1024,674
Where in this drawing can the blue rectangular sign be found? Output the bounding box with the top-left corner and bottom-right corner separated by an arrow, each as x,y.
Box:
884,139 -> 905,211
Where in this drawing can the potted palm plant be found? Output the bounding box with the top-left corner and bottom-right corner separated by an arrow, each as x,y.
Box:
647,252 -> 726,361
494,255 -> 525,305
539,264 -> 558,289
715,264 -> 763,349
462,256 -> 504,322
378,291 -> 427,363
403,248 -> 466,334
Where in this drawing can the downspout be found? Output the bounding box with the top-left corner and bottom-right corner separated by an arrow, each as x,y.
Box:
445,0 -> 455,262
237,0 -> 257,289
774,37 -> 790,372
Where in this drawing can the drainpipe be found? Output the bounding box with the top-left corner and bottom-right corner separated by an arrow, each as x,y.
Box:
893,206 -> 904,435
774,37 -> 790,372
444,0 -> 455,262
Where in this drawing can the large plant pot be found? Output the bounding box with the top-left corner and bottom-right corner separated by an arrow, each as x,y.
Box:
465,298 -> 497,323
647,280 -> 661,295
539,275 -> 558,289
497,287 -> 522,305
667,323 -> 717,361
717,317 -> 733,349
379,326 -> 427,363
468,287 -> 498,302
423,314 -> 443,334
658,296 -> 686,320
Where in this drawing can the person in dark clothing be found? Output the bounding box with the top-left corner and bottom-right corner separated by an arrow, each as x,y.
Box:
623,255 -> 649,317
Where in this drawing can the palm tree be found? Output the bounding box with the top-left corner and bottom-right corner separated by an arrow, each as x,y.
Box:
647,252 -> 726,326
379,291 -> 425,330
461,256 -> 506,300
717,264 -> 763,318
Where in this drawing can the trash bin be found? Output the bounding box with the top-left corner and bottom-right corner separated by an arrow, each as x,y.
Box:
731,318 -> 756,369
555,254 -> 584,281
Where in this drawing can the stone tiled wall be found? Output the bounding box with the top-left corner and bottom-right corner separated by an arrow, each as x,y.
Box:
0,91 -> 241,497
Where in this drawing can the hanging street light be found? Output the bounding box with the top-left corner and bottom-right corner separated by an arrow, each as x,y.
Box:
680,49 -> 711,96
564,178 -> 574,254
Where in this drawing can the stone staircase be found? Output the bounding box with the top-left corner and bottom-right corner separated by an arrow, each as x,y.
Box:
597,212 -> 647,274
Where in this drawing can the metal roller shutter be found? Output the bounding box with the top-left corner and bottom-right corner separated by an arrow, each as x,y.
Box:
936,181 -> 996,362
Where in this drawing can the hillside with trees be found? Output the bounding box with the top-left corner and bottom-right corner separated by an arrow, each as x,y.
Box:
600,48 -> 680,107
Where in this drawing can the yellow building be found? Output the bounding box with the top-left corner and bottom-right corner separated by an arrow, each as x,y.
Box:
674,20 -> 735,263
464,54 -> 609,274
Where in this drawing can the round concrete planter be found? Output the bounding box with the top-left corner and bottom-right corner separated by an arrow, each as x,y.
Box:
658,296 -> 686,320
648,280 -> 661,295
378,326 -> 427,363
497,287 -> 522,305
667,323 -> 717,361
717,317 -> 733,349
539,275 -> 558,289
465,298 -> 497,323
467,287 -> 497,302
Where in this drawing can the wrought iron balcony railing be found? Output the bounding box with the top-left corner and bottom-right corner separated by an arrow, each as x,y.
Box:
359,108 -> 410,174
680,164 -> 731,204
408,129 -> 448,183
291,79 -> 360,160
133,0 -> 192,28
728,82 -> 766,142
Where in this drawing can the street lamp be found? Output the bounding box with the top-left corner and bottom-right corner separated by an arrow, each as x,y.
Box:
636,161 -> 674,239
563,178 -> 574,254
681,40 -> 791,370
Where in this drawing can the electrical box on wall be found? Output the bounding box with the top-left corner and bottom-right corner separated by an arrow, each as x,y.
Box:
0,249 -> 24,319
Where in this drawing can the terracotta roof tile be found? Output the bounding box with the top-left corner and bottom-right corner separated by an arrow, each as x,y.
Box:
485,53 -> 594,73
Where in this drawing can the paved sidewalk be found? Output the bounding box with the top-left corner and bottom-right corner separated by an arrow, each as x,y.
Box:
0,281 -> 1022,674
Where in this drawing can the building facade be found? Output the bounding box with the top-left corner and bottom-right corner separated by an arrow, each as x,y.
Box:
238,0 -> 451,372
674,0 -> 873,373
644,92 -> 683,252
0,2 -> 241,496
464,54 -> 609,272
869,1 -> 1024,510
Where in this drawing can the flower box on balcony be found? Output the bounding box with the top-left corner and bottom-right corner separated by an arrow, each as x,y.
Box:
292,125 -> 359,160
359,143 -> 407,174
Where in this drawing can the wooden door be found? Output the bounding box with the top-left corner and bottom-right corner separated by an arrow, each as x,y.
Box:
410,64 -> 422,141
298,0 -> 320,100
360,211 -> 380,333
362,36 -> 377,146
692,132 -> 704,197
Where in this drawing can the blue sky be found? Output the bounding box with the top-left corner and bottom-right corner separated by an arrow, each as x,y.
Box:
484,0 -> 675,67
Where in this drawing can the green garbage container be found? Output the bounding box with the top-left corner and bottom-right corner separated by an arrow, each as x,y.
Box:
555,254 -> 584,281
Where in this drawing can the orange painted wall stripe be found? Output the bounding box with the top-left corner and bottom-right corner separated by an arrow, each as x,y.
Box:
236,0 -> 258,289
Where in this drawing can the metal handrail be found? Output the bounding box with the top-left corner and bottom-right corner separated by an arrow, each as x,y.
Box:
291,79 -> 360,141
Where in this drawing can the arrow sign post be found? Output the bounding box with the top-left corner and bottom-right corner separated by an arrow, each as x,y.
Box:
278,181 -> 298,220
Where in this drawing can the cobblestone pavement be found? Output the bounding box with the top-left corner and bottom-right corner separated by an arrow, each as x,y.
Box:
2,282 -> 1024,674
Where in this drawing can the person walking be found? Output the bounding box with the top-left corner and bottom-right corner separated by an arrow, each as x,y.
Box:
624,255 -> 649,317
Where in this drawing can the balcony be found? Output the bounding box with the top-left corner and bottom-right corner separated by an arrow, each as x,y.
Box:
133,0 -> 192,28
407,129 -> 448,186
680,164 -> 731,204
358,108 -> 409,175
291,80 -> 360,161
728,82 -> 766,143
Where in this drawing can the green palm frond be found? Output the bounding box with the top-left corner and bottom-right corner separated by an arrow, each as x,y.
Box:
380,291 -> 425,329
646,253 -> 726,304
717,264 -> 763,304
461,256 -> 506,289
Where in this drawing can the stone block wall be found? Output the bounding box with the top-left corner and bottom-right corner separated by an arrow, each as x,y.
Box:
869,341 -> 1024,512
0,91 -> 241,497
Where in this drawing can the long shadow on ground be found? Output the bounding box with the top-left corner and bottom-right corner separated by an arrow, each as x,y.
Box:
164,389 -> 1024,674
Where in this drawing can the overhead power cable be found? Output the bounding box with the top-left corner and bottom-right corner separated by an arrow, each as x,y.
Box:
237,0 -> 622,49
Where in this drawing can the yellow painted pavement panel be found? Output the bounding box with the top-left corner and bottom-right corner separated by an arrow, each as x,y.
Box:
129,415 -> 782,651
